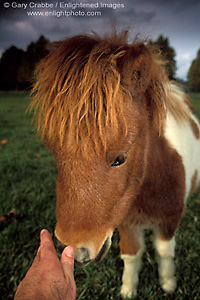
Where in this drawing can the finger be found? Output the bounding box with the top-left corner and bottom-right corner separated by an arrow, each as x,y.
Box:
38,229 -> 58,261
60,247 -> 76,297
40,229 -> 55,250
40,229 -> 53,245
60,246 -> 75,277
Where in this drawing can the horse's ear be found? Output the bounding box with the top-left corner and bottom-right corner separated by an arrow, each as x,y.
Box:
118,43 -> 152,95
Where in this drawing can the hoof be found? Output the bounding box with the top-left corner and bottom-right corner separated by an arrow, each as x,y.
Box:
120,284 -> 137,299
161,276 -> 177,294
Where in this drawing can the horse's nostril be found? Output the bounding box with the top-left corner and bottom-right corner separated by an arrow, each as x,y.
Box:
80,247 -> 90,262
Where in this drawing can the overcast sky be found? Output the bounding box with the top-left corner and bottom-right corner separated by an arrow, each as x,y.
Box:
0,0 -> 200,79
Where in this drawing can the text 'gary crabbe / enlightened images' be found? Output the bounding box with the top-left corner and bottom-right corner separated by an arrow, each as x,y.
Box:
4,2 -> 125,9
3,2 -> 125,18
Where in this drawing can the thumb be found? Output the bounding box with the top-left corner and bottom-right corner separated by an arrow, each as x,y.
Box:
60,246 -> 75,277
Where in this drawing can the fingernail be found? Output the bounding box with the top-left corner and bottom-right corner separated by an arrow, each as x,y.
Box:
64,246 -> 74,258
40,229 -> 48,241
40,229 -> 48,235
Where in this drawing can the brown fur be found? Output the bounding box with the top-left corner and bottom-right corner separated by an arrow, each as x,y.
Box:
30,31 -> 194,260
190,170 -> 198,195
189,118 -> 200,139
30,31 -> 190,157
118,224 -> 141,255
184,96 -> 195,114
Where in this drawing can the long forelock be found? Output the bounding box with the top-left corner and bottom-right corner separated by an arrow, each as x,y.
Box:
30,33 -> 130,155
30,31 -> 191,157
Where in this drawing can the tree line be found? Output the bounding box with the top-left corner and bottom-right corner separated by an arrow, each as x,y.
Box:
0,35 -> 199,91
0,36 -> 48,91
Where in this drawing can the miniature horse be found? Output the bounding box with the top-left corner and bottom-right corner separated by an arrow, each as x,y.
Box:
31,31 -> 200,298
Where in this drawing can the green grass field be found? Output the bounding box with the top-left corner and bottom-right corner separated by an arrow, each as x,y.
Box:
0,92 -> 200,300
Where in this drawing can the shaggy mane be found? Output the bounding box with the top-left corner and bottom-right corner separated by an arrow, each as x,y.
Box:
30,30 -> 191,155
30,31 -> 131,153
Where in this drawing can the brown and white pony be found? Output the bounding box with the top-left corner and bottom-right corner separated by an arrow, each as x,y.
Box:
31,31 -> 200,298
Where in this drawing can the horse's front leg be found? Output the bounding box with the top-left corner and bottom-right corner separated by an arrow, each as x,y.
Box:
153,227 -> 177,294
118,224 -> 145,298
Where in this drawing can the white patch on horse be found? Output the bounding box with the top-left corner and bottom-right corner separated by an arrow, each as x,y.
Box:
164,85 -> 200,201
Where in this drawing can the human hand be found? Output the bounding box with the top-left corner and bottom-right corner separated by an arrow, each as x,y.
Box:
14,229 -> 76,300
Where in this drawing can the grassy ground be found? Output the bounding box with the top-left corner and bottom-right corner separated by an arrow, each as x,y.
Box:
0,92 -> 200,300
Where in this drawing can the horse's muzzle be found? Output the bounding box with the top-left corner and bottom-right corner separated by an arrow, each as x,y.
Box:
74,236 -> 111,267
56,233 -> 112,267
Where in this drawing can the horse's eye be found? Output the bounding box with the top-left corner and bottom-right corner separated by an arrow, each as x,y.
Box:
111,152 -> 127,167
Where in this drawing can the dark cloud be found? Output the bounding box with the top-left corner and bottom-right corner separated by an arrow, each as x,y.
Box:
136,0 -> 200,9
0,0 -> 199,78
115,7 -> 155,23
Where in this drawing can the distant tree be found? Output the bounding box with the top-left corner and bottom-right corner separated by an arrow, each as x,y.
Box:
0,35 -> 49,90
0,46 -> 25,90
188,49 -> 200,92
149,35 -> 176,80
17,35 -> 49,89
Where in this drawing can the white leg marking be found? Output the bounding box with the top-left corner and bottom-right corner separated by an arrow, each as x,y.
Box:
154,236 -> 177,293
121,251 -> 143,298
120,232 -> 145,299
